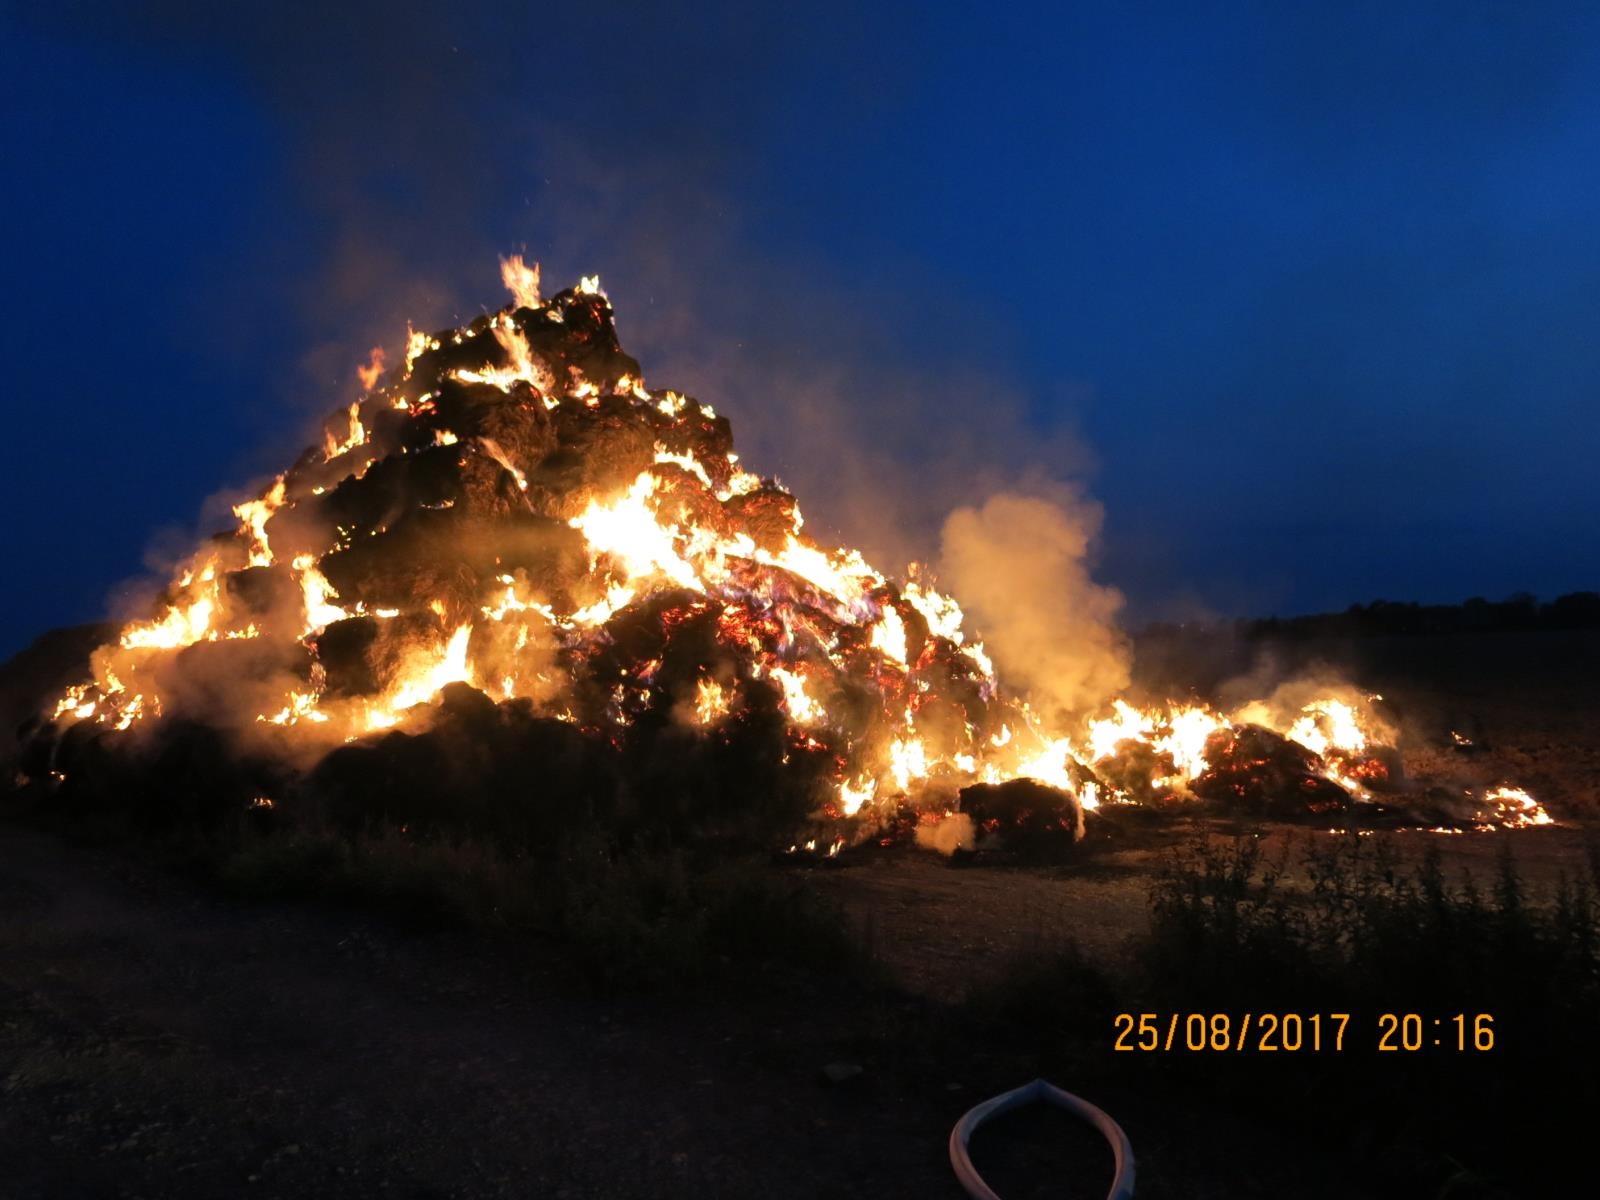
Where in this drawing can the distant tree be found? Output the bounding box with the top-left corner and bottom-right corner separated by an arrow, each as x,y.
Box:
1499,592 -> 1539,630
1168,587 -> 1600,645
1546,591 -> 1600,628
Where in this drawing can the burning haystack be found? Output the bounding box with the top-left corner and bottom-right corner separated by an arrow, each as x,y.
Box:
16,260 -> 1551,847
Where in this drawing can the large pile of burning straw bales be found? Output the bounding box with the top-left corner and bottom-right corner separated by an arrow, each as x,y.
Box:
14,260 -> 1551,850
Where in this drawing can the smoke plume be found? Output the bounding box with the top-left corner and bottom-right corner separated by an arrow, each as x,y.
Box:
939,490 -> 1129,722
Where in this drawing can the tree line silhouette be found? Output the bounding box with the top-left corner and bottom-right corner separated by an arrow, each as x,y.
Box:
1144,591 -> 1600,641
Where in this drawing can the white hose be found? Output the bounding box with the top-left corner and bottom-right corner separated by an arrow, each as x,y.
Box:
948,1078 -> 1136,1200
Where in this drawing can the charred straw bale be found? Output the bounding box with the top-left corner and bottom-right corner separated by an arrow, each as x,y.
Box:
522,406 -> 660,519
1192,724 -> 1349,818
958,778 -> 1083,852
654,402 -> 734,462
721,487 -> 801,552
618,689 -> 831,845
39,716 -> 287,833
460,387 -> 559,466
312,616 -> 381,697
311,701 -> 622,848
517,290 -> 642,388
157,638 -> 316,722
225,564 -> 302,628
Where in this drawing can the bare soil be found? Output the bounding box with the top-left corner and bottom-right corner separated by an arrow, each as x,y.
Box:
0,826 -> 961,1200
813,820 -> 1593,999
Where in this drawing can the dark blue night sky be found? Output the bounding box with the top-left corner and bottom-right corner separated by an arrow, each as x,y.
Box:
3,2 -> 1598,658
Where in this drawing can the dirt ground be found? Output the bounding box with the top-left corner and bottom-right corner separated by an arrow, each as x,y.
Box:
812,819 -> 1592,999
0,824 -> 980,1200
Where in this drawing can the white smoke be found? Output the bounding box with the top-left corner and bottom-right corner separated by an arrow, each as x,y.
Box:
913,812 -> 975,855
939,490 -> 1130,723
